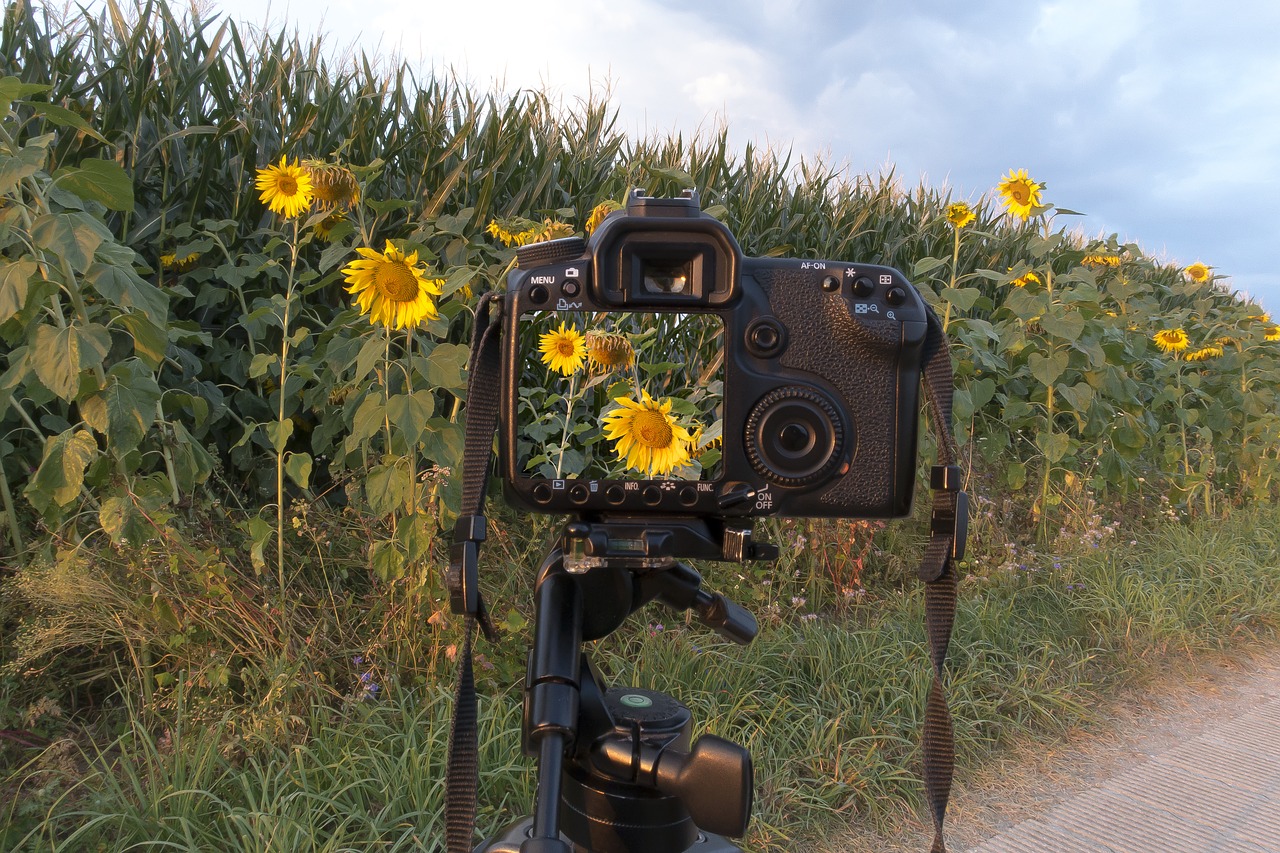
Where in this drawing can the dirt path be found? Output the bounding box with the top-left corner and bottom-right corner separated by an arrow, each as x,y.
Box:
818,646 -> 1280,853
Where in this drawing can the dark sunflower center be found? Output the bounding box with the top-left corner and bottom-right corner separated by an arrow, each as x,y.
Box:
279,175 -> 298,196
1010,183 -> 1031,204
633,410 -> 673,448
374,262 -> 419,303
555,338 -> 577,357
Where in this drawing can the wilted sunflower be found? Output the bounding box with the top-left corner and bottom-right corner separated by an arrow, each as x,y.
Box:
304,161 -> 360,211
1184,262 -> 1211,283
1184,345 -> 1223,362
586,200 -> 623,234
945,202 -> 976,228
584,330 -> 634,372
601,390 -> 694,476
342,240 -> 443,329
1152,328 -> 1189,354
1010,270 -> 1041,288
255,156 -> 314,218
160,251 -> 201,272
1083,254 -> 1121,267
997,169 -> 1043,220
538,322 -> 586,376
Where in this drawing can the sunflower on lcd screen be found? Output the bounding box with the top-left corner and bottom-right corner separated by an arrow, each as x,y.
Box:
516,312 -> 723,481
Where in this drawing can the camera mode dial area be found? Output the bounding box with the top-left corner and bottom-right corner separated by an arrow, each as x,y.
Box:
744,386 -> 848,487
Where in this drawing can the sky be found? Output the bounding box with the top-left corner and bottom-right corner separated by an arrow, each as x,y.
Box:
190,1 -> 1280,311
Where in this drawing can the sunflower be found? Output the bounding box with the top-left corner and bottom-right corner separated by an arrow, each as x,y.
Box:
313,211 -> 345,241
601,390 -> 695,476
255,156 -> 314,218
1184,262 -> 1211,283
1152,328 -> 1189,354
538,322 -> 586,376
1267,326 -> 1280,342
1184,345 -> 1223,362
1082,254 -> 1121,267
486,217 -> 542,247
160,251 -> 201,272
304,161 -> 360,210
584,330 -> 634,372
586,200 -> 623,234
1010,270 -> 1041,288
342,240 -> 443,329
945,202 -> 976,228
997,169 -> 1043,220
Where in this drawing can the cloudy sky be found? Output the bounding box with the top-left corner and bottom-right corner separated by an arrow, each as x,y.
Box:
200,0 -> 1278,310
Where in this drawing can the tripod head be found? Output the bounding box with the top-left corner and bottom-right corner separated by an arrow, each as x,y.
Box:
481,517 -> 772,853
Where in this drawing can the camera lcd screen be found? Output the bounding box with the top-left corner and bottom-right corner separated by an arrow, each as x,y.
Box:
515,311 -> 724,482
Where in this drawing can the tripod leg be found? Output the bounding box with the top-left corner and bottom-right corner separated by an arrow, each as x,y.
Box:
522,552 -> 583,848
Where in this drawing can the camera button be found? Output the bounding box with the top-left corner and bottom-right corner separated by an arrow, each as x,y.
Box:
678,486 -> 699,507
568,483 -> 590,503
746,318 -> 787,357
562,279 -> 580,297
605,485 -> 626,505
886,286 -> 908,306
821,274 -> 840,292
852,276 -> 875,298
642,486 -> 662,506
529,284 -> 550,305
531,482 -> 554,503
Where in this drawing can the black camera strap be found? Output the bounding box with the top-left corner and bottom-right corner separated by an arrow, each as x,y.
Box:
443,294 -> 966,853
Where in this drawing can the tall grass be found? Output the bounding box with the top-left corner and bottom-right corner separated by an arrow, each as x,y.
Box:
5,505 -> 1279,850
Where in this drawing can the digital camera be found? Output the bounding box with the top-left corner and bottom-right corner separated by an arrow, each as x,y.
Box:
499,189 -> 929,520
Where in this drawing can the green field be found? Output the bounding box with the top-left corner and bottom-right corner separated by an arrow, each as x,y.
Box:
2,1 -> 1279,850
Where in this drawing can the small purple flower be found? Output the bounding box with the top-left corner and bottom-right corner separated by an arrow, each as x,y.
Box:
353,655 -> 364,666
360,671 -> 373,684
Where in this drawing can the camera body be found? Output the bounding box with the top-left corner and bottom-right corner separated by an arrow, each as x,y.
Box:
499,189 -> 929,520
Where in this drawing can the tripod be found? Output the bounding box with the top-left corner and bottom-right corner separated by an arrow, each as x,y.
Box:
477,517 -> 774,853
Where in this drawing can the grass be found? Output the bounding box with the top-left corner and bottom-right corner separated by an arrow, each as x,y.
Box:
3,503 -> 1278,851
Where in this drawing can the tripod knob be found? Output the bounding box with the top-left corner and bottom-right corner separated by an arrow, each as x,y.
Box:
653,734 -> 753,838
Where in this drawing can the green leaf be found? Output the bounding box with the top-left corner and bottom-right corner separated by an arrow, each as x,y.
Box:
1005,460 -> 1027,490
424,343 -> 470,391
387,391 -> 434,445
0,77 -> 51,112
265,418 -> 294,453
1028,350 -> 1069,387
968,377 -> 997,411
170,421 -> 214,490
285,452 -> 313,489
29,323 -> 109,401
366,462 -> 411,516
116,312 -> 167,368
0,259 -> 37,323
1046,309 -> 1086,342
911,257 -> 947,278
26,101 -> 109,144
54,159 -> 134,211
245,516 -> 273,573
80,363 -> 161,454
30,212 -> 110,273
86,261 -> 169,323
1036,430 -> 1072,463
369,539 -> 406,583
1056,382 -> 1094,417
25,428 -> 98,512
350,394 -> 386,445
354,333 -> 386,381
0,137 -> 51,195
249,352 -> 276,378
940,286 -> 983,311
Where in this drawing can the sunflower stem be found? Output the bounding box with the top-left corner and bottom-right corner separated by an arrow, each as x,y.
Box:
275,217 -> 300,648
405,325 -> 418,517
556,372 -> 578,479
